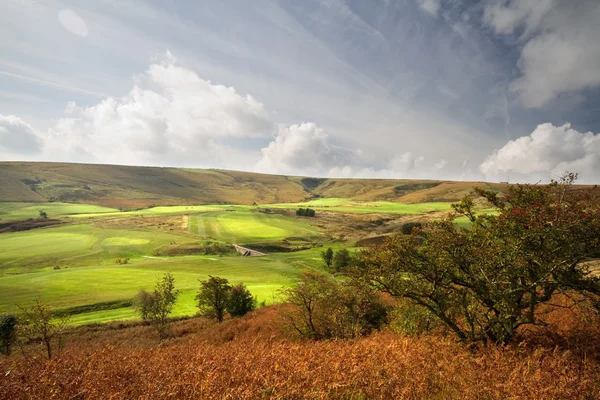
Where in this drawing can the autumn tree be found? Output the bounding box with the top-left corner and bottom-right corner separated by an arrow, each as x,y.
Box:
134,272 -> 179,339
18,300 -> 69,359
196,276 -> 231,322
357,173 -> 600,344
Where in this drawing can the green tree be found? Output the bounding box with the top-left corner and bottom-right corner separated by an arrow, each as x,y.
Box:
0,314 -> 17,355
196,276 -> 231,322
134,272 -> 179,340
321,247 -> 334,269
227,283 -> 256,317
282,271 -> 387,339
18,300 -> 69,359
39,210 -> 48,219
357,173 -> 600,344
333,249 -> 352,272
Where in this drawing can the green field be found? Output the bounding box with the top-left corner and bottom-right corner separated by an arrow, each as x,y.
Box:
0,251 -> 326,325
0,197 -> 463,325
269,198 -> 454,214
0,202 -> 119,223
0,223 -> 197,273
188,211 -> 321,244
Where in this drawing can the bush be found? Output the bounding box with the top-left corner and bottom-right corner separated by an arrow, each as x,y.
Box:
388,299 -> 442,337
114,257 -> 129,265
227,283 -> 257,317
18,300 -> 69,359
296,208 -> 316,217
133,273 -> 179,340
333,249 -> 352,272
0,314 -> 17,355
282,271 -> 388,339
400,222 -> 422,235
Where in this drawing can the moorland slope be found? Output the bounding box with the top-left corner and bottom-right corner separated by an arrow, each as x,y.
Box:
0,162 -> 510,207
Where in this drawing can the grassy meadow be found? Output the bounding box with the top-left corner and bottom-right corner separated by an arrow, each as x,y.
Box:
0,196 -> 463,325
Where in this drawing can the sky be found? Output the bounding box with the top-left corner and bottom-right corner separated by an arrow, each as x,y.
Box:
1,0 -> 600,183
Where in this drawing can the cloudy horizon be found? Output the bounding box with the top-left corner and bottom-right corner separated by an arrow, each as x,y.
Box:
1,0 -> 600,183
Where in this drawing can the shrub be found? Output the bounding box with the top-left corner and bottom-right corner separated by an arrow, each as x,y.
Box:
0,314 -> 17,355
333,249 -> 352,272
282,271 -> 388,339
18,300 -> 69,359
133,273 -> 179,340
296,208 -> 316,217
399,221 -> 422,235
227,283 -> 256,317
389,299 -> 442,337
114,257 -> 129,265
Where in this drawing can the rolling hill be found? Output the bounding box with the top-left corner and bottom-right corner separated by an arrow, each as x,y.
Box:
0,161 -> 527,208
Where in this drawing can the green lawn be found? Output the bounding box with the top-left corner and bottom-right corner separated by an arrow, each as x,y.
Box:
0,224 -> 197,274
189,211 -> 321,244
0,202 -> 119,223
269,198 -> 454,214
0,197 -> 464,326
0,249 -> 327,325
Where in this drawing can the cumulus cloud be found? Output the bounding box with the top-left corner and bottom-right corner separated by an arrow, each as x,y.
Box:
480,123 -> 600,183
256,122 -> 462,179
46,53 -> 271,166
483,0 -> 600,108
256,122 -> 353,176
0,114 -> 43,155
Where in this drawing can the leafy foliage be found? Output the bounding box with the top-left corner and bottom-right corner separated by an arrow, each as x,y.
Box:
296,208 -> 316,217
0,314 -> 17,355
18,299 -> 69,359
358,173 -> 600,344
227,283 -> 257,317
133,273 -> 179,340
333,248 -> 352,272
321,247 -> 334,268
400,221 -> 422,235
282,271 -> 388,339
196,276 -> 232,322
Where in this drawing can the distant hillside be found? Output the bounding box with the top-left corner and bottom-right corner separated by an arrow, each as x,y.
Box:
1,161 -> 509,207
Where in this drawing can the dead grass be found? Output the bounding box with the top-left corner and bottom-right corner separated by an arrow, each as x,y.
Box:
2,304 -> 600,399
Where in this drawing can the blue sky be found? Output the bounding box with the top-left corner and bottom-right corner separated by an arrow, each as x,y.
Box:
1,0 -> 599,182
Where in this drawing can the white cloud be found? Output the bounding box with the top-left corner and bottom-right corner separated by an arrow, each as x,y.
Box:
256,122 -> 353,176
483,0 -> 600,108
46,54 -> 271,166
479,123 -> 600,183
256,123 -> 463,179
0,114 -> 43,155
416,0 -> 441,16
